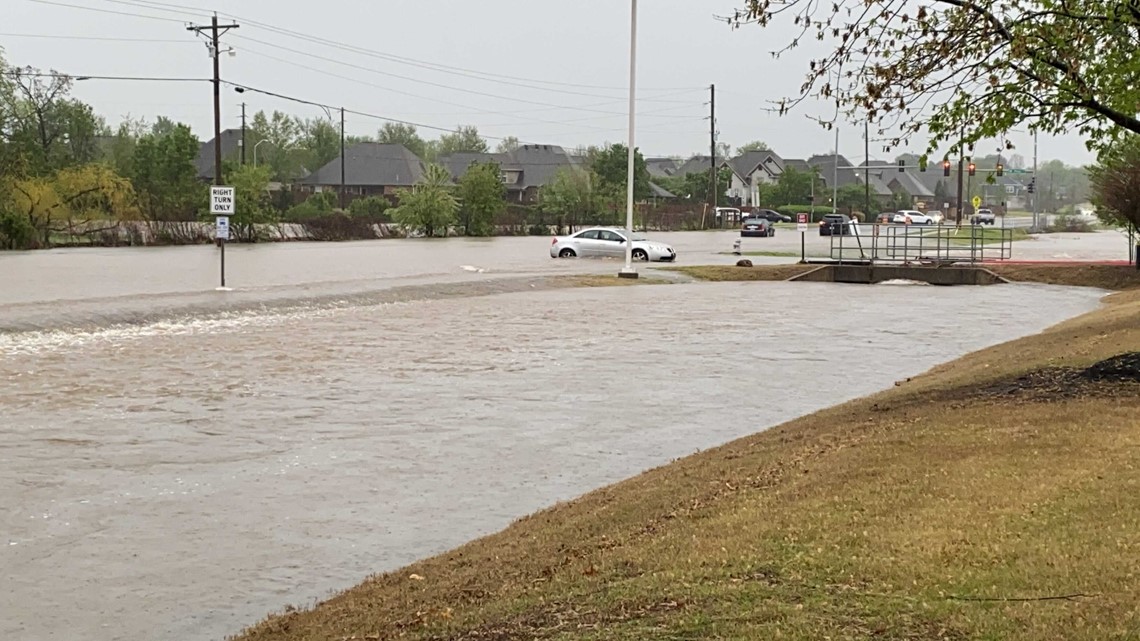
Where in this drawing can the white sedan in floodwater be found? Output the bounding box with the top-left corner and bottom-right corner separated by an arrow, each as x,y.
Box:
550,227 -> 677,262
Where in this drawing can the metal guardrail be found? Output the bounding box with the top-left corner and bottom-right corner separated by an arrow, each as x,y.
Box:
829,223 -> 1015,264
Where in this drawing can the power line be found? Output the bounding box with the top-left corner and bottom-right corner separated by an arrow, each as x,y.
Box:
0,71 -> 209,82
218,10 -> 697,93
224,34 -> 671,117
0,32 -> 195,43
99,0 -> 205,17
103,0 -> 700,94
22,0 -> 189,23
235,43 -> 702,133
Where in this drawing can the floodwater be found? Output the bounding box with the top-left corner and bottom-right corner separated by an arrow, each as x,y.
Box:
0,260 -> 1108,641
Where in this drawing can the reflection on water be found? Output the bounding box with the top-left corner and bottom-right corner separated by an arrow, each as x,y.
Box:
0,281 -> 1104,641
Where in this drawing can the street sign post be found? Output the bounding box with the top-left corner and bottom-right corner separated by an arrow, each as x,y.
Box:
797,213 -> 808,262
210,186 -> 235,290
972,195 -> 982,211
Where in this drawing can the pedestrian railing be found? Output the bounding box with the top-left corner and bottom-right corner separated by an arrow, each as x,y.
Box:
829,223 -> 1014,264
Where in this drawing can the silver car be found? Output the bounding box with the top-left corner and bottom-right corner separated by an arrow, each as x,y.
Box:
550,227 -> 677,262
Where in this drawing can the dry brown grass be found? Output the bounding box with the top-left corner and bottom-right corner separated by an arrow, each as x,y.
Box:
232,283 -> 1140,641
677,262 -> 1140,291
669,264 -> 820,282
988,264 -> 1140,291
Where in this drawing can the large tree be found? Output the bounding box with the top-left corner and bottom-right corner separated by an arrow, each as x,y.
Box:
589,143 -> 651,211
248,110 -> 306,180
435,125 -> 489,157
130,123 -> 202,223
737,140 -> 771,154
732,0 -> 1140,154
542,167 -> 597,230
1,66 -> 106,174
457,161 -> 505,236
377,122 -> 427,158
8,163 -> 135,247
495,136 -> 520,154
770,166 -> 823,206
392,164 -> 458,237
1089,137 -> 1140,229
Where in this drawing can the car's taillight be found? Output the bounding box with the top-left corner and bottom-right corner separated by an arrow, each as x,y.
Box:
551,237 -> 557,245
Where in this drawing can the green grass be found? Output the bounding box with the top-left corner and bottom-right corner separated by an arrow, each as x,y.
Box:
716,250 -> 816,258
920,226 -> 1030,245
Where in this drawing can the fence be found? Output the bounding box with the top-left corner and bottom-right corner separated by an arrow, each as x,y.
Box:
829,223 -> 1015,264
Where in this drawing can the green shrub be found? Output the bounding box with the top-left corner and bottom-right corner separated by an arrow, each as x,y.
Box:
775,205 -> 836,222
348,195 -> 391,221
1046,213 -> 1095,233
0,209 -> 39,249
284,191 -> 337,221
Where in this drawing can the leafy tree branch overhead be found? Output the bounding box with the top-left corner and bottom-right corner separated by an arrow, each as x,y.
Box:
729,0 -> 1140,154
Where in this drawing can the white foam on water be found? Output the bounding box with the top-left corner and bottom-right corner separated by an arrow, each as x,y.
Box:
877,279 -> 932,286
0,302 -> 407,356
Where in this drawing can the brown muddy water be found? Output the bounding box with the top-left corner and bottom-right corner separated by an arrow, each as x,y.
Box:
0,264 -> 1107,641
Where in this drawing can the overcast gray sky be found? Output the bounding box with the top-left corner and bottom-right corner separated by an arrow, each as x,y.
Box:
6,0 -> 1093,166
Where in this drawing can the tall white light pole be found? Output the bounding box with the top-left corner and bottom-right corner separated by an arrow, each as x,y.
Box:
619,0 -> 639,279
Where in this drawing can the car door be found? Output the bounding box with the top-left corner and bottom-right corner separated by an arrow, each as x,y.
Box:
597,229 -> 629,257
570,229 -> 604,256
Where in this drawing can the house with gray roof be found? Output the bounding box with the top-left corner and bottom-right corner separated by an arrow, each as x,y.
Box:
807,155 -> 894,207
672,155 -> 750,206
862,160 -> 936,208
299,143 -> 424,200
195,128 -> 244,182
645,157 -> 680,180
439,144 -> 581,204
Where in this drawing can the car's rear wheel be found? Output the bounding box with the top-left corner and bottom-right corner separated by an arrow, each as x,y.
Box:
559,248 -> 576,258
632,248 -> 649,261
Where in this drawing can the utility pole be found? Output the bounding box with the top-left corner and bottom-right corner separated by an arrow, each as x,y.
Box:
955,129 -> 965,226
240,102 -> 246,165
709,83 -> 717,227
1032,130 -> 1039,231
864,119 -> 870,217
340,107 -> 346,210
187,15 -> 239,186
188,14 -> 239,290
832,124 -> 839,216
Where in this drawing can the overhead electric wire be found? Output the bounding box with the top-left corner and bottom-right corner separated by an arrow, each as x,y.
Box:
0,32 -> 196,43
107,0 -> 699,93
223,34 -> 673,117
229,80 -> 694,152
0,71 -> 209,82
23,0 -> 190,23
235,42 -> 703,133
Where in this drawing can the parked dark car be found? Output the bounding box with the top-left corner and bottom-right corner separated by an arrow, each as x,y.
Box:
750,209 -> 792,223
819,213 -> 853,236
741,217 -> 775,237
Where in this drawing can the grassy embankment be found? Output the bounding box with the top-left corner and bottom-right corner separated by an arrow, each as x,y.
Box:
234,265 -> 1140,641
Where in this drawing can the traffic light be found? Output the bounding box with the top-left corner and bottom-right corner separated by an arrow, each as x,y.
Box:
1027,178 -> 1036,194
898,159 -> 905,173
942,160 -> 951,177
968,162 -> 976,176
996,163 -> 1004,177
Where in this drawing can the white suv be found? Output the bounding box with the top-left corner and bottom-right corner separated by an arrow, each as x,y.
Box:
892,210 -> 935,225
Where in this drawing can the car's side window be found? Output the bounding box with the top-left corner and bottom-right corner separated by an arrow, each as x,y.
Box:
599,230 -> 624,242
576,230 -> 600,240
